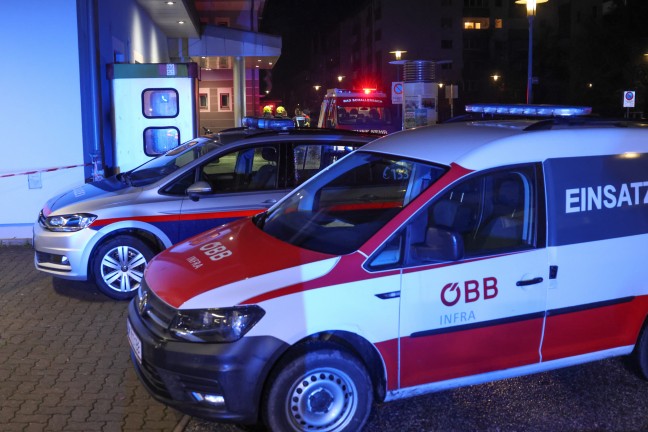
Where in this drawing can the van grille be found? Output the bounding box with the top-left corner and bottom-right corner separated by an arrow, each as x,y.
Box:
139,280 -> 177,333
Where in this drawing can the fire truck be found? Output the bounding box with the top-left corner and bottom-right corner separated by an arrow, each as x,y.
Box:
317,88 -> 399,135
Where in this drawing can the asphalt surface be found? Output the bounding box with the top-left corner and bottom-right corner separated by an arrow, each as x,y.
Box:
2,244 -> 648,431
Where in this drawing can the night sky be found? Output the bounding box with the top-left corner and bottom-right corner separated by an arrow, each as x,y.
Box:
260,0 -> 648,117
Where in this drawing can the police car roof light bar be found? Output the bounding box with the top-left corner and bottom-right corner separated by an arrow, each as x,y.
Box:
465,104 -> 592,117
242,117 -> 295,130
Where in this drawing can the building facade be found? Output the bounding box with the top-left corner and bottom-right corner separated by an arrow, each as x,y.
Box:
0,0 -> 279,242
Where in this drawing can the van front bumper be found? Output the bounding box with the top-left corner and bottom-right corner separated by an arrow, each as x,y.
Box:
126,300 -> 288,423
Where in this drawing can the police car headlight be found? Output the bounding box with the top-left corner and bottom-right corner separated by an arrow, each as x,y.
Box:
170,306 -> 265,343
40,213 -> 97,232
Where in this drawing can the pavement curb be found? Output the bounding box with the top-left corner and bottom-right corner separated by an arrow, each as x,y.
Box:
174,415 -> 191,432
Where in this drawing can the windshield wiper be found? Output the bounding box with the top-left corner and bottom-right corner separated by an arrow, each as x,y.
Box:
117,172 -> 132,186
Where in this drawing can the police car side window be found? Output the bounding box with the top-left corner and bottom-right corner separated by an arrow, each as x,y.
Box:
161,170 -> 196,196
198,146 -> 280,193
291,143 -> 356,186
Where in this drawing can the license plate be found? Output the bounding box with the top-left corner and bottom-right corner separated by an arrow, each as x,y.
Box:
127,319 -> 142,364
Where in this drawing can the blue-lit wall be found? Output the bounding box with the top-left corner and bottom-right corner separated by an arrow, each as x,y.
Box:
0,1 -> 84,240
94,0 -> 170,174
0,0 -> 170,241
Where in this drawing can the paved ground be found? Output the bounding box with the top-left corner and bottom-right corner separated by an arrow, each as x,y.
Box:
0,245 -> 184,431
3,244 -> 648,432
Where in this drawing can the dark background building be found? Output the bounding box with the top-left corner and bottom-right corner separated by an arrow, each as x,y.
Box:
262,0 -> 648,121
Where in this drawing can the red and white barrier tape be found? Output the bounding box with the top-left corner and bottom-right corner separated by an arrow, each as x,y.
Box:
0,163 -> 90,179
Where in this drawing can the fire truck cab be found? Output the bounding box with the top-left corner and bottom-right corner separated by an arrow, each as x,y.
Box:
317,88 -> 398,135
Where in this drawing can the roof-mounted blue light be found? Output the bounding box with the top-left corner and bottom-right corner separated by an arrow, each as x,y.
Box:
242,117 -> 295,130
465,104 -> 592,117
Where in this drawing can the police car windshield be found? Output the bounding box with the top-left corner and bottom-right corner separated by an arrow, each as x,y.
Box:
127,139 -> 221,186
262,151 -> 445,255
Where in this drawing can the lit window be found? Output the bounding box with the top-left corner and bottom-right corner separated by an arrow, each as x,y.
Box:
217,88 -> 232,112
199,91 -> 210,112
142,89 -> 179,118
463,17 -> 490,30
144,127 -> 180,156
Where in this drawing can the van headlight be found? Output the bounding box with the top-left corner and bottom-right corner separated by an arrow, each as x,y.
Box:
170,306 -> 265,343
39,212 -> 97,232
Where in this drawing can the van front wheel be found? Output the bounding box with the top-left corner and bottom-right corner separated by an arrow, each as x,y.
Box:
263,349 -> 373,432
92,236 -> 154,300
636,323 -> 648,380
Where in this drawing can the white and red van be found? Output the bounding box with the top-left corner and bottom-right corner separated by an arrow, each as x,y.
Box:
127,104 -> 648,431
317,88 -> 399,135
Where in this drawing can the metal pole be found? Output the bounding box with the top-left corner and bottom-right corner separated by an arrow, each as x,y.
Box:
527,14 -> 534,104
450,85 -> 454,118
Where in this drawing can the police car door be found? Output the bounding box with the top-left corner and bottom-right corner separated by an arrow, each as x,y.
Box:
396,165 -> 548,388
178,144 -> 288,240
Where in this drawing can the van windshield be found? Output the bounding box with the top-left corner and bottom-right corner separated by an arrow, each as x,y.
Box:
125,138 -> 222,187
261,151 -> 445,255
337,105 -> 391,127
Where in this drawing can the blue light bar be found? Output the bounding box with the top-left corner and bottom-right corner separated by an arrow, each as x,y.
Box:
465,104 -> 592,117
242,117 -> 295,130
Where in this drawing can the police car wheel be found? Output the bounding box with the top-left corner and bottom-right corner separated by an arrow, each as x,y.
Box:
92,236 -> 154,301
263,349 -> 372,432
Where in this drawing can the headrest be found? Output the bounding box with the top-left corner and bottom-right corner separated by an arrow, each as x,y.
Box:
261,147 -> 277,162
496,180 -> 521,206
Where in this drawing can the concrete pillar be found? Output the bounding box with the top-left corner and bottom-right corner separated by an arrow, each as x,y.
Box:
233,56 -> 246,126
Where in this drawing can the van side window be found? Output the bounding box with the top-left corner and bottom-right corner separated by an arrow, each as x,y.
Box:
416,165 -> 538,263
368,165 -> 539,270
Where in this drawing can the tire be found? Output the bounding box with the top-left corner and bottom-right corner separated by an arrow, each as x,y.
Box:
92,235 -> 155,300
636,323 -> 648,380
263,349 -> 373,432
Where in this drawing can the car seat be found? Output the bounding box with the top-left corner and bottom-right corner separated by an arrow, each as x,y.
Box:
250,147 -> 277,190
475,179 -> 524,250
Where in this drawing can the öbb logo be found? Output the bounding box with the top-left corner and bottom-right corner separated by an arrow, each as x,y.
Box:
441,277 -> 498,306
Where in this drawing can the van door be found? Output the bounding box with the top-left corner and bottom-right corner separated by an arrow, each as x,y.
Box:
541,155 -> 648,361
395,165 -> 549,388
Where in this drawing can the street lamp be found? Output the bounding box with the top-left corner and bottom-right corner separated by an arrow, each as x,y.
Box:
389,50 -> 407,61
388,50 -> 407,127
337,75 -> 345,83
516,0 -> 548,104
313,85 -> 321,91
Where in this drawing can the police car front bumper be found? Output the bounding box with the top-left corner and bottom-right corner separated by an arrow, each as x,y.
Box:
126,300 -> 287,423
33,223 -> 96,280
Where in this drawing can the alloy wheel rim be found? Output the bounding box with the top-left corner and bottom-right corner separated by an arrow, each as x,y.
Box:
100,246 -> 147,293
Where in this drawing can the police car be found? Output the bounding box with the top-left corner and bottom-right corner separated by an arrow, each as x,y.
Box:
33,121 -> 377,299
127,104 -> 648,431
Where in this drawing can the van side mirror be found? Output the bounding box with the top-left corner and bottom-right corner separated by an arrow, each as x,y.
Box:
413,227 -> 464,262
187,181 -> 212,202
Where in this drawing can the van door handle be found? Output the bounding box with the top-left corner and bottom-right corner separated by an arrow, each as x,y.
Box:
516,277 -> 543,287
262,199 -> 277,206
375,291 -> 400,300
